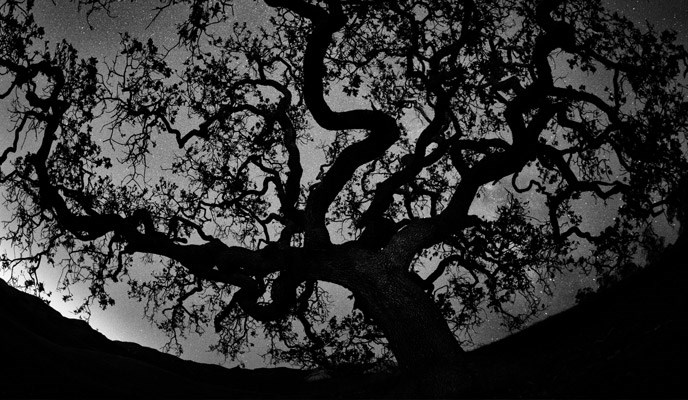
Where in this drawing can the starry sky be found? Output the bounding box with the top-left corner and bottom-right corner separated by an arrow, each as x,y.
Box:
1,0 -> 687,368
30,0 -> 688,61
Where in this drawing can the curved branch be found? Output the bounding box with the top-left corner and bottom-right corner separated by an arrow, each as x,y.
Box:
215,269 -> 302,328
551,87 -> 619,123
511,170 -> 544,194
359,97 -> 451,229
0,113 -> 28,167
424,254 -> 461,292
539,143 -> 629,240
265,0 -> 400,246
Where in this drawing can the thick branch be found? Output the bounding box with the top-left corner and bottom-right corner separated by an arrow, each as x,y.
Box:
265,0 -> 400,246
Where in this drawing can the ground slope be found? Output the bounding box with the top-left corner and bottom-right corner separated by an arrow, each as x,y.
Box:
0,277 -> 314,398
469,233 -> 688,398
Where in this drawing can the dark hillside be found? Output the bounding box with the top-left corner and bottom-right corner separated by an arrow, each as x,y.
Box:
470,234 -> 688,398
0,277 -> 312,398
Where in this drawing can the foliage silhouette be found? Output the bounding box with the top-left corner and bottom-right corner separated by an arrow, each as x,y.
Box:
1,0 -> 687,395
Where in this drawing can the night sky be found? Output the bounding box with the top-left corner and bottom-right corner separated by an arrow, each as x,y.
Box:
1,0 -> 687,368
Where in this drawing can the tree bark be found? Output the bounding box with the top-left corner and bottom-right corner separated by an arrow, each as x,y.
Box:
348,259 -> 478,396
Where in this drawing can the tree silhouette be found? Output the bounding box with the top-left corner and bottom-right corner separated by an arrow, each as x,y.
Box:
1,0 -> 687,395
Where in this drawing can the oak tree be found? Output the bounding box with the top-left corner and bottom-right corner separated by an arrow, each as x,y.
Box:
1,0 -> 687,395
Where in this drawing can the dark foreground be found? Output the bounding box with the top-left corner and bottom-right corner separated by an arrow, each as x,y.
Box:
1,235 -> 687,398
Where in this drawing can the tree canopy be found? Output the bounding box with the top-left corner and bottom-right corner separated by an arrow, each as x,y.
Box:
1,0 -> 687,394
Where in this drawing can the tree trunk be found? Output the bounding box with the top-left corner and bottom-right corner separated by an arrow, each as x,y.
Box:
307,245 -> 478,395
353,264 -> 478,396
